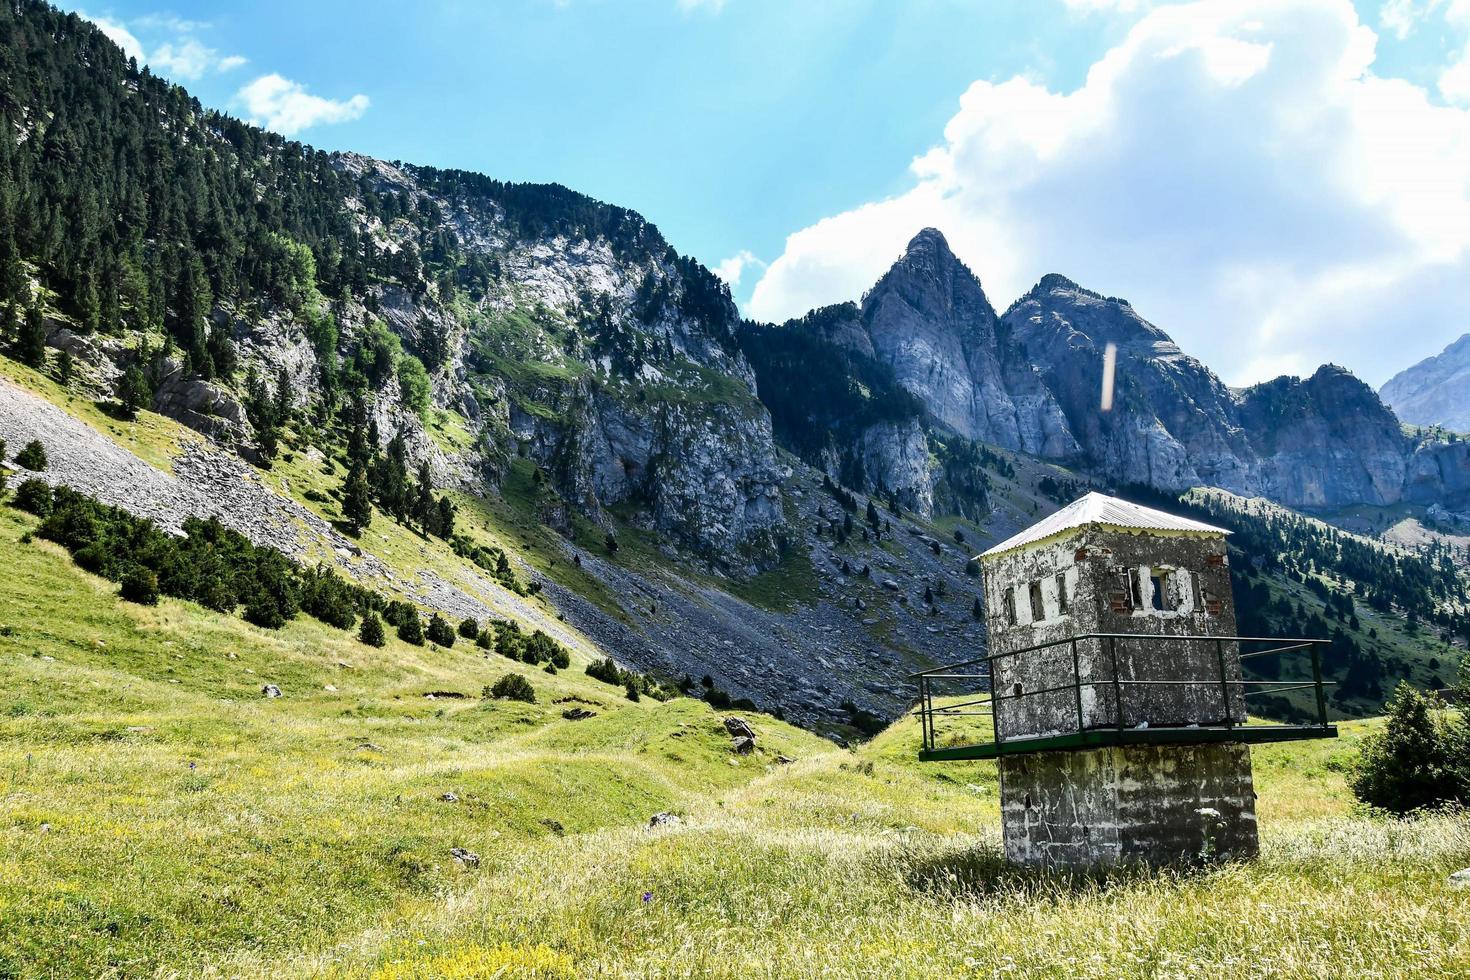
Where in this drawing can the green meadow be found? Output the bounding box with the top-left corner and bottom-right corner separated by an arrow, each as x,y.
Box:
0,504 -> 1466,978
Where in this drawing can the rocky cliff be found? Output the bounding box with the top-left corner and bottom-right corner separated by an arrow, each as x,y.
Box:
836,230 -> 1468,513
1380,333 -> 1470,433
860,230 -> 1076,458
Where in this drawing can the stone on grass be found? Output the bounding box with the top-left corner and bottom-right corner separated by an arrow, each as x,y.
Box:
723,717 -> 756,739
731,736 -> 756,755
440,792 -> 459,803
450,847 -> 480,868
261,684 -> 282,698
1451,869 -> 1470,888
649,812 -> 682,828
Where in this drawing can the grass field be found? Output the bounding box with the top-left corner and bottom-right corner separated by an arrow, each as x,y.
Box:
1,502 -> 1468,978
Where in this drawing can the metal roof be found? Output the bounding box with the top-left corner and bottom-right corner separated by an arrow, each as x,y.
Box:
979,491 -> 1228,560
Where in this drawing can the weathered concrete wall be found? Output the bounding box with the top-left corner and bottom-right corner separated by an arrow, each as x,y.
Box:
982,526 -> 1243,739
999,742 -> 1259,868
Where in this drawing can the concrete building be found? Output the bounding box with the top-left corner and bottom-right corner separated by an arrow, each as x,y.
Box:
914,492 -> 1335,868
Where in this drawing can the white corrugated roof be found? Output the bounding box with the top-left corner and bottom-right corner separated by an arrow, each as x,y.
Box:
979,491 -> 1228,560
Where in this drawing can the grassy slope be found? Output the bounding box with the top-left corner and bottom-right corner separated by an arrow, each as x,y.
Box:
2,504 -> 1468,978
0,506 -> 820,977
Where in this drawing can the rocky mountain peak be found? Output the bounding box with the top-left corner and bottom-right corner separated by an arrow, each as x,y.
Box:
897,226 -> 958,268
1029,272 -> 1085,296
864,227 -> 994,326
1380,332 -> 1470,431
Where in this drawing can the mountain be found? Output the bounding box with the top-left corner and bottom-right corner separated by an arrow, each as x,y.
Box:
0,1 -> 1464,732
828,229 -> 1470,513
1381,333 -> 1470,432
0,1 -> 1011,730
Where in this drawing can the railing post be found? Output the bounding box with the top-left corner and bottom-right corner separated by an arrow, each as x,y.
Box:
1110,636 -> 1123,733
992,654 -> 1004,751
1071,638 -> 1084,735
921,676 -> 931,751
1311,642 -> 1328,730
1216,637 -> 1232,727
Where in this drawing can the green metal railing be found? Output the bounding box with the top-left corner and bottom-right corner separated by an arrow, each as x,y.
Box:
912,633 -> 1336,759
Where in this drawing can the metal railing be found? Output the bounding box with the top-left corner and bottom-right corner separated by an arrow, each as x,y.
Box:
912,633 -> 1334,755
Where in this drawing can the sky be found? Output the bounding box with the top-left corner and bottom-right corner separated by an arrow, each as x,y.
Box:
64,0 -> 1470,388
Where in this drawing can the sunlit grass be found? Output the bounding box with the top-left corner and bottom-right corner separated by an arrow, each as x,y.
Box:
1,504 -> 1467,978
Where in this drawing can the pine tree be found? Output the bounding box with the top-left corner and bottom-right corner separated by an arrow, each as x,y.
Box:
118,366 -> 150,419
17,303 -> 46,367
342,462 -> 373,534
358,611 -> 386,648
0,302 -> 16,347
397,613 -> 425,646
425,612 -> 455,647
413,461 -> 435,532
436,496 -> 456,539
175,253 -> 213,377
373,434 -> 411,518
207,323 -> 238,379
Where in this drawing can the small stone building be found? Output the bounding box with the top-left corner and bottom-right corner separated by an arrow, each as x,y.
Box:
978,492 -> 1257,868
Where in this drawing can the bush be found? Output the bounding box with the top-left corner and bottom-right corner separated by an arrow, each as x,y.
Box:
425,612 -> 455,647
586,657 -> 624,686
12,478 -> 53,516
118,566 -> 159,605
18,485 -> 384,638
1351,682 -> 1469,814
358,612 -> 386,648
458,616 -> 480,639
398,614 -> 426,646
487,673 -> 536,703
300,565 -> 358,629
14,440 -> 47,471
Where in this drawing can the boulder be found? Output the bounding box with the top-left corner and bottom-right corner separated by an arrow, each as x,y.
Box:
723,717 -> 756,739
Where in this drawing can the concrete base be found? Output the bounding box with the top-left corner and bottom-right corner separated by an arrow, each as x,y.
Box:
998,743 -> 1258,868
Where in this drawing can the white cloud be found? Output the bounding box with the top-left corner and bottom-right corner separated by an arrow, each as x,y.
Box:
84,13 -> 145,63
1379,0 -> 1431,38
150,38 -> 245,80
1438,2 -> 1470,103
747,0 -> 1470,387
77,10 -> 246,79
236,74 -> 370,135
714,250 -> 765,288
1063,0 -> 1152,11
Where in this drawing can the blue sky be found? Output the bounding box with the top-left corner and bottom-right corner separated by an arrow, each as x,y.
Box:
68,0 -> 1470,387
